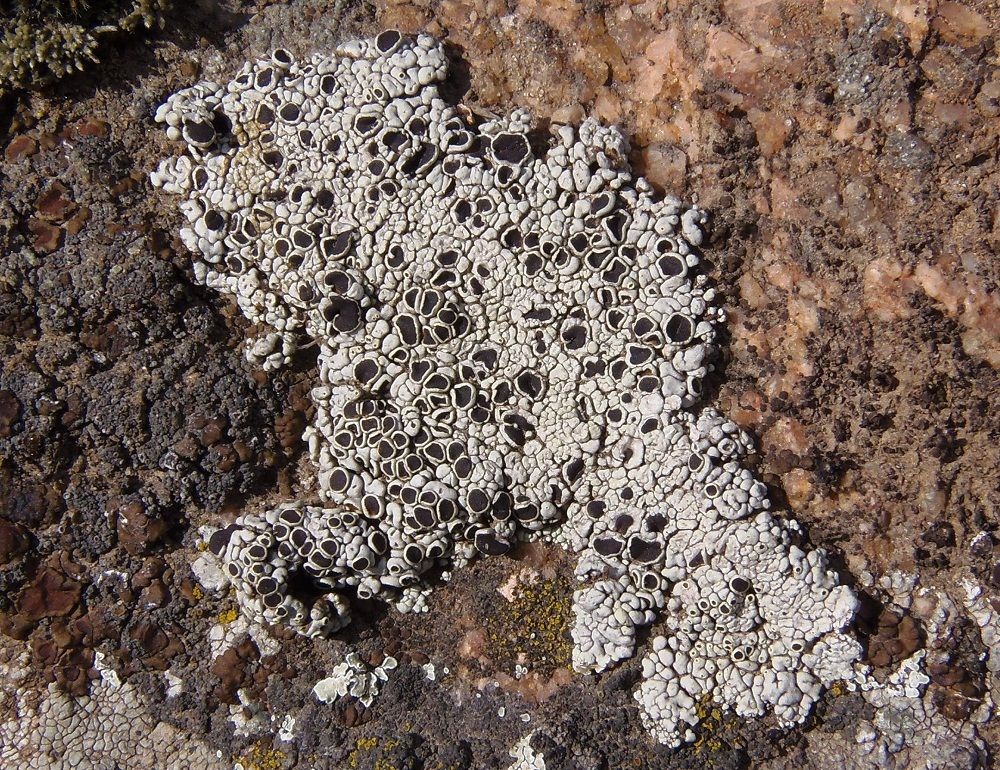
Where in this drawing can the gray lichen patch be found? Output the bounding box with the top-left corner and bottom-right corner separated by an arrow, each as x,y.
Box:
151,31 -> 861,746
0,646 -> 223,770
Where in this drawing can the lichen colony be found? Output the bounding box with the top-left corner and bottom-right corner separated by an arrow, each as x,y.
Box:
151,31 -> 861,745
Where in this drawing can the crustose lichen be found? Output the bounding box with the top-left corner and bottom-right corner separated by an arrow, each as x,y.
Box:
152,31 -> 862,745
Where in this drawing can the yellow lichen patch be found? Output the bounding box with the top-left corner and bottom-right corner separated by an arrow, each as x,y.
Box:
217,607 -> 239,624
828,680 -> 848,698
191,584 -> 204,601
347,736 -> 379,769
689,695 -> 731,754
235,742 -> 286,770
347,736 -> 403,770
484,573 -> 573,674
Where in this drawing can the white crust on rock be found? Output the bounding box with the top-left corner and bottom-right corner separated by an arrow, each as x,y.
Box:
152,32 -> 860,745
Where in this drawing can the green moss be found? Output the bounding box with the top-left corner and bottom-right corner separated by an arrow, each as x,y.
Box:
0,0 -> 171,93
484,574 -> 574,673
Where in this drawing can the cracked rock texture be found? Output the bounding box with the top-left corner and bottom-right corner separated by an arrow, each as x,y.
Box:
0,1 -> 997,769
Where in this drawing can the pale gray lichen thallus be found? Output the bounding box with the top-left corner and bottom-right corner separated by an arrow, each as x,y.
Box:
151,30 -> 861,745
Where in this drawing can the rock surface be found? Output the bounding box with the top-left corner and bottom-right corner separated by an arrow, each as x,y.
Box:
0,1 -> 997,768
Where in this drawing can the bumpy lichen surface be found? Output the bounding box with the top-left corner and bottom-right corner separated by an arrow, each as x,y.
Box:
152,32 -> 861,745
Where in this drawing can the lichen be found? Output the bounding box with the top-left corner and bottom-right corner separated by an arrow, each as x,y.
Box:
0,648 -> 220,768
0,0 -> 171,94
506,732 -> 546,770
235,742 -> 287,770
347,736 -> 402,770
485,575 -> 573,673
313,653 -> 397,708
152,31 -> 862,746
